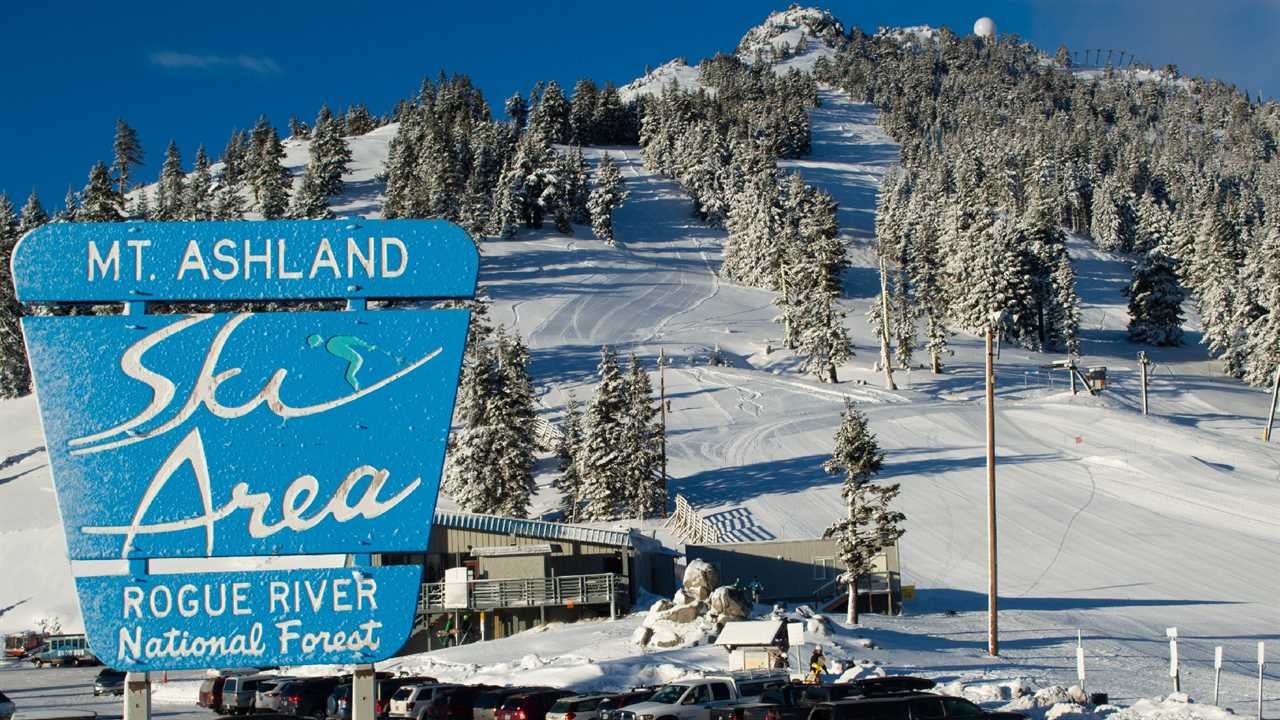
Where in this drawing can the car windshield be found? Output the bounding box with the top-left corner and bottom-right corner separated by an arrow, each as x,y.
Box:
649,686 -> 687,704
550,700 -> 575,713
393,687 -> 415,700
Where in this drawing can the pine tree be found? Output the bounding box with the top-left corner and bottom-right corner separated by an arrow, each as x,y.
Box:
492,327 -> 538,517
154,141 -> 185,221
554,395 -> 586,522
530,80 -> 572,144
212,181 -> 247,220
588,153 -> 628,244
311,105 -> 353,197
345,103 -> 375,135
821,400 -> 903,625
564,146 -> 591,224
57,187 -> 79,222
18,191 -> 48,235
1127,245 -> 1186,346
622,355 -> 666,519
0,193 -> 29,398
184,145 -> 215,220
445,340 -> 504,513
79,162 -> 122,221
112,119 -> 144,199
579,346 -> 629,520
249,116 -> 290,219
505,93 -> 528,132
570,79 -> 600,144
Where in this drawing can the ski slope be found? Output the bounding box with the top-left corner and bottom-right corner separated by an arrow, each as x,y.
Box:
4,20 -> 1280,711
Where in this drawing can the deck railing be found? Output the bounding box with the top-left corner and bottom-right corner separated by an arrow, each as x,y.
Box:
419,572 -> 626,613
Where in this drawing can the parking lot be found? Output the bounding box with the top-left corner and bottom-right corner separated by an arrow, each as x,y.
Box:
0,659 -> 207,719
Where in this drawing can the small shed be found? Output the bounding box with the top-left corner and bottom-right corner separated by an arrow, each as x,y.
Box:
715,620 -> 788,671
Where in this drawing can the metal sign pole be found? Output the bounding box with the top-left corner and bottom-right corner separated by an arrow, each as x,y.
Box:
1259,642 -> 1266,720
986,325 -> 999,657
1167,627 -> 1180,693
1214,646 -> 1223,706
354,664 -> 377,720
124,671 -> 151,720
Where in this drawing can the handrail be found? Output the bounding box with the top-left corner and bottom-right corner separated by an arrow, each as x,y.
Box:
419,572 -> 625,612
666,494 -> 722,545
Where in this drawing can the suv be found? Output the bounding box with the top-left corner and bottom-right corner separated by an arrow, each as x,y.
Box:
597,690 -> 657,720
811,695 -> 1029,720
260,677 -> 298,712
548,694 -> 627,720
474,688 -> 547,720
278,677 -> 343,717
224,674 -> 275,714
713,677 -> 937,720
199,676 -> 229,713
94,668 -> 127,696
426,684 -> 496,720
496,691 -> 576,720
390,684 -> 459,720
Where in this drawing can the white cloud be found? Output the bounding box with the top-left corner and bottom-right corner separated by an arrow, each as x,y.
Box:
149,51 -> 282,75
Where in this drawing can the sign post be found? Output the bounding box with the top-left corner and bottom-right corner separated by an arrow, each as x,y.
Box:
1076,630 -> 1086,696
125,671 -> 150,720
1167,627 -> 1180,693
1214,646 -> 1223,706
1259,641 -> 1266,720
12,220 -> 478,720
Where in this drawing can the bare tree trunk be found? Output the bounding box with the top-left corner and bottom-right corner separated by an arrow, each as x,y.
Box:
878,257 -> 898,390
846,574 -> 860,625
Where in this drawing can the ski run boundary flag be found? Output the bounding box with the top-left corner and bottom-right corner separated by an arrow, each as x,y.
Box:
12,219 -> 478,670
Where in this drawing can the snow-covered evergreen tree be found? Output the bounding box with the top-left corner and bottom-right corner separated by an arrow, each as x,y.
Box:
56,187 -> 79,222
821,400 -> 903,625
622,355 -> 666,519
492,327 -> 537,517
249,115 -> 290,219
579,346 -> 629,520
311,105 -> 352,198
588,153 -> 628,244
183,145 -> 215,220
79,162 -> 122,222
0,193 -> 28,398
554,394 -> 586,522
154,141 -> 186,221
112,118 -> 144,199
1127,245 -> 1186,346
18,191 -> 48,235
505,93 -> 528,132
530,80 -> 572,144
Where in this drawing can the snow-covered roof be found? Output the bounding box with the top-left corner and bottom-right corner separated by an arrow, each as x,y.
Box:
714,620 -> 786,647
434,510 -> 636,548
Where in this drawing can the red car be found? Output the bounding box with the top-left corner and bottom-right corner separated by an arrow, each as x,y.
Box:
496,691 -> 576,720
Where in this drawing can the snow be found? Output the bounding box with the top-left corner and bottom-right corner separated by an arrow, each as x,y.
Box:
5,10 -> 1280,718
619,60 -> 705,103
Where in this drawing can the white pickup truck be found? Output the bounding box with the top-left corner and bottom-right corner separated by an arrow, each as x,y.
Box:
620,673 -> 786,720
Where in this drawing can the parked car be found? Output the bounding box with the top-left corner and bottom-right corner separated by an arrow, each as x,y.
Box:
278,677 -> 343,718
474,687 -> 547,720
390,683 -> 460,720
376,678 -> 440,719
223,674 -> 276,714
597,690 -> 657,720
0,690 -> 14,720
425,683 -> 496,720
496,690 -> 576,720
546,694 -> 616,720
93,668 -> 127,696
711,677 -> 936,720
260,677 -> 299,712
620,673 -> 787,720
199,676 -> 230,713
810,695 -> 1029,720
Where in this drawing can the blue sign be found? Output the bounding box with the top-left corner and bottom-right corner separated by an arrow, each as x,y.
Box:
14,220 -> 477,671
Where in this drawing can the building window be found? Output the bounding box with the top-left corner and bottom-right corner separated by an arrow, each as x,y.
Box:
814,557 -> 834,579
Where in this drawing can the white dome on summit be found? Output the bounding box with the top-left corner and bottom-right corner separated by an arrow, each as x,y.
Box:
973,16 -> 996,38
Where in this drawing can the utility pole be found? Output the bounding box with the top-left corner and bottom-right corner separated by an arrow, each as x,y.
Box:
1265,362 -> 1280,442
659,348 -> 668,512
1138,351 -> 1150,416
878,256 -> 898,391
985,323 -> 999,657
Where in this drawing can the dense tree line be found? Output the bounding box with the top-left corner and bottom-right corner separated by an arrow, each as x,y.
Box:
640,55 -> 853,381
817,26 -> 1280,385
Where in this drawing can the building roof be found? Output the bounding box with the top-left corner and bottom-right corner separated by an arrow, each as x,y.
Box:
714,620 -> 786,647
434,510 -> 635,548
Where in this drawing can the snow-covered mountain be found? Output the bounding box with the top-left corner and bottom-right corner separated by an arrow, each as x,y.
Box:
3,6 -> 1279,711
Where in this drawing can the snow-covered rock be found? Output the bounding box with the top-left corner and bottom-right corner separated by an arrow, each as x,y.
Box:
707,585 -> 750,621
682,559 -> 720,601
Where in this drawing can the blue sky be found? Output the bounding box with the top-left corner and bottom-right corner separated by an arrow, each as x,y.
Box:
3,0 -> 1277,211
